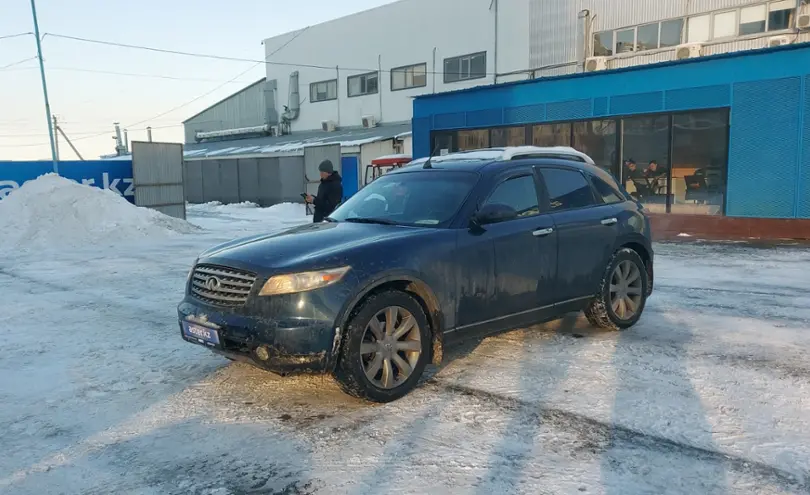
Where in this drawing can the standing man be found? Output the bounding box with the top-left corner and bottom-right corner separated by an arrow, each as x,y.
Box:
306,159 -> 343,223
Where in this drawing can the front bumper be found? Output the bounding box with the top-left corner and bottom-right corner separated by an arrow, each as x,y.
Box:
177,293 -> 341,375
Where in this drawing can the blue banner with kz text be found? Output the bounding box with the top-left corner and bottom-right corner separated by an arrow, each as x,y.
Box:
0,160 -> 134,203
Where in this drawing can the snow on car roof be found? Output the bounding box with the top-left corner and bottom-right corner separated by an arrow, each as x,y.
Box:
404,146 -> 595,166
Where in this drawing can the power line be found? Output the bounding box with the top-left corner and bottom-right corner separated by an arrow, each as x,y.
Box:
43,31 -> 489,76
117,25 -> 309,130
12,65 -> 258,84
0,57 -> 38,70
0,32 -> 32,42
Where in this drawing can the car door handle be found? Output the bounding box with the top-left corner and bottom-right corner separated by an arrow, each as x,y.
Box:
601,217 -> 618,226
533,227 -> 554,237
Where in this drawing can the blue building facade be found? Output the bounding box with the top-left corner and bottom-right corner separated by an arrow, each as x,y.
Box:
412,44 -> 810,220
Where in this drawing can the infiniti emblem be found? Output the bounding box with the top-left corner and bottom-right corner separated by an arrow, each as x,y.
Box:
205,276 -> 221,291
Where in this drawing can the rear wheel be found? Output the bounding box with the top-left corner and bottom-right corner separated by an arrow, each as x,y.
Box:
334,290 -> 431,402
584,248 -> 648,331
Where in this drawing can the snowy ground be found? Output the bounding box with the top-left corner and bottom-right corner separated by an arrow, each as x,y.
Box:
2,185 -> 810,494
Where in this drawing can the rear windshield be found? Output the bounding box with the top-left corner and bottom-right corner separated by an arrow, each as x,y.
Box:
330,171 -> 478,227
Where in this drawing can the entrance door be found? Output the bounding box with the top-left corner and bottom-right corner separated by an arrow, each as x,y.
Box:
341,156 -> 359,200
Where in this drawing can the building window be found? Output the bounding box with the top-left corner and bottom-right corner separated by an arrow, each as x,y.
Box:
671,109 -> 729,215
310,79 -> 337,103
594,31 -> 613,56
532,123 -> 571,147
687,15 -> 711,43
616,28 -> 635,53
660,19 -> 684,47
457,129 -> 489,150
621,115 -> 671,214
768,0 -> 795,31
347,72 -> 378,97
391,63 -> 427,91
738,5 -> 767,35
637,23 -> 660,51
713,10 -> 738,39
491,126 -> 527,147
444,52 -> 487,83
573,120 -> 617,176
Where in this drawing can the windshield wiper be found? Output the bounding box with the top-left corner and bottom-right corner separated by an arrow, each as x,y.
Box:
344,217 -> 399,225
324,217 -> 339,223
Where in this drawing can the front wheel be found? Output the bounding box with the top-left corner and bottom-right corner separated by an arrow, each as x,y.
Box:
584,248 -> 649,331
334,290 -> 431,403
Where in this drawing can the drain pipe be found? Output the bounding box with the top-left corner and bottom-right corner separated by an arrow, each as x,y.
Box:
335,65 -> 341,127
577,9 -> 591,71
491,0 -> 499,83
432,47 -> 437,93
378,54 -> 383,122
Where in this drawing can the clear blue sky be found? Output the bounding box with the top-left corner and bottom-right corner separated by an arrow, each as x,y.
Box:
0,0 -> 396,160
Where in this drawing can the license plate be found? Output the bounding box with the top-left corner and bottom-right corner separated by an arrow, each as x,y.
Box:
182,322 -> 220,346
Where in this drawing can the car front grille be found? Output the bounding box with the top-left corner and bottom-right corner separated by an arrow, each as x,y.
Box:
190,264 -> 256,307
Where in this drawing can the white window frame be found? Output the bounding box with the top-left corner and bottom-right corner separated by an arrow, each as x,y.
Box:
594,0 -> 797,57
712,9 -> 739,40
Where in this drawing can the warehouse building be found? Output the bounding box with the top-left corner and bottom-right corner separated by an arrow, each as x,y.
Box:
182,0 -> 810,215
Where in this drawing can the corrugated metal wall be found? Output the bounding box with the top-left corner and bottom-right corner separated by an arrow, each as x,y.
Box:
528,0 -> 801,70
131,141 -> 186,219
184,157 -> 306,206
183,79 -> 267,144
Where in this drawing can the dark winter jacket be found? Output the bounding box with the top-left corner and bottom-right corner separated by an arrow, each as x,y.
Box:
313,172 -> 343,222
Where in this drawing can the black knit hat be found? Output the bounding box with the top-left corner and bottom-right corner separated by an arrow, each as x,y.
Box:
318,159 -> 334,173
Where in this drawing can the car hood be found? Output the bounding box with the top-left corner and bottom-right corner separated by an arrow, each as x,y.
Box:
200,221 -> 433,270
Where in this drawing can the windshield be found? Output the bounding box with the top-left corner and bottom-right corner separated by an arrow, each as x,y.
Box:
329,171 -> 478,227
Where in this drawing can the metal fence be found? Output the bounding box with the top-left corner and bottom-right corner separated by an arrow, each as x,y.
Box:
184,156 -> 306,206
132,141 -> 186,219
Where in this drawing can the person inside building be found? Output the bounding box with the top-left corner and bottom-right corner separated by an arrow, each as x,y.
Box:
623,158 -> 642,180
305,159 -> 343,223
645,159 -> 668,178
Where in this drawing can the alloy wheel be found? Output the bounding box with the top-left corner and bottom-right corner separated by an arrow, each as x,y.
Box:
360,306 -> 422,389
610,260 -> 643,320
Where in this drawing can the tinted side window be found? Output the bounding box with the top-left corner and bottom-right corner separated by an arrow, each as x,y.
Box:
483,175 -> 540,218
538,168 -> 596,211
591,175 -> 624,204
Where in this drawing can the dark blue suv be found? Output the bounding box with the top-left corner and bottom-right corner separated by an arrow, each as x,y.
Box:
178,148 -> 654,402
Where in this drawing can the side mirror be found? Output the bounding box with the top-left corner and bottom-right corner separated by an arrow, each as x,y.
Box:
472,203 -> 518,226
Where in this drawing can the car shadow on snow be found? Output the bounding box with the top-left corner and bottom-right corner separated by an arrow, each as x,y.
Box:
599,312 -> 731,494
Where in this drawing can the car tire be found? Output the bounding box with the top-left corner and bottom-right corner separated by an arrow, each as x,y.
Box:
584,247 -> 649,331
334,290 -> 431,403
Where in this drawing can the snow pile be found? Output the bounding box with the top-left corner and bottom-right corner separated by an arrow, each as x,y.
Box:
188,200 -> 260,213
186,201 -> 309,233
0,174 -> 196,251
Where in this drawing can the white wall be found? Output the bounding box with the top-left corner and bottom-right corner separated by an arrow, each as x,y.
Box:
264,0 -> 532,133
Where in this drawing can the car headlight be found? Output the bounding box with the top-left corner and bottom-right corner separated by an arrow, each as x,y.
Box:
259,266 -> 351,296
186,259 -> 198,284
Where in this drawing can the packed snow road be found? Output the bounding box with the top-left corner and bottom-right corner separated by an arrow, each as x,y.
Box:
2,197 -> 810,494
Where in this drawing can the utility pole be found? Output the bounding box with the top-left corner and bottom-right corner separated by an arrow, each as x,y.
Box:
53,115 -> 60,160
30,0 -> 59,174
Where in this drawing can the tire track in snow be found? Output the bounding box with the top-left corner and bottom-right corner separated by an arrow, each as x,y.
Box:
431,381 -> 809,493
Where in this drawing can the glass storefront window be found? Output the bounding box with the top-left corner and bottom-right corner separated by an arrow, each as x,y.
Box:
491,126 -> 527,147
532,123 -> 571,147
432,131 -> 457,155
573,120 -> 617,177
671,110 -> 728,215
457,129 -> 489,151
621,115 -> 671,214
